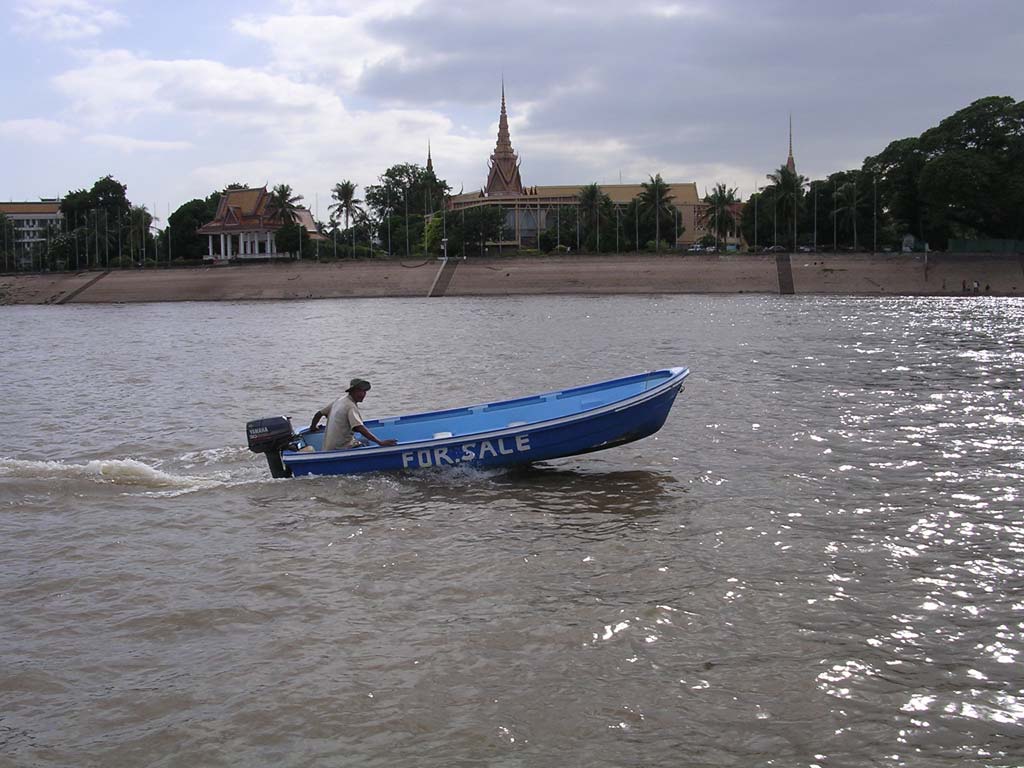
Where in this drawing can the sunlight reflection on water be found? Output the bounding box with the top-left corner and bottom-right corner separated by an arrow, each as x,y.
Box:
1,295 -> 1022,766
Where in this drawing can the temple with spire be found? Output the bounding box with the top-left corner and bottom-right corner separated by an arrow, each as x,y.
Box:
442,83 -> 705,249
484,83 -> 525,197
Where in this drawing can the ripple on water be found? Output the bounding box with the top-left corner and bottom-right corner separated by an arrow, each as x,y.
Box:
1,295 -> 1022,766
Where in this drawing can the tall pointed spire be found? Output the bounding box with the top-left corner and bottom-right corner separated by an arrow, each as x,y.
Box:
495,78 -> 513,154
426,139 -> 433,173
485,79 -> 524,196
786,114 -> 796,173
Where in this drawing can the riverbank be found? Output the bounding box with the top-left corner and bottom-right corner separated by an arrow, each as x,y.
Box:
1,252 -> 1021,304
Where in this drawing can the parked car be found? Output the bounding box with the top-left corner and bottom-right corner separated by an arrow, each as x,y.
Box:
766,245 -> 787,252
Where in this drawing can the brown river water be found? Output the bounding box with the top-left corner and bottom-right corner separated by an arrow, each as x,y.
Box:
1,295 -> 1022,767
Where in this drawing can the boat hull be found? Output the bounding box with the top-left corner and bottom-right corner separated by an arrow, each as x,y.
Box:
280,368 -> 687,477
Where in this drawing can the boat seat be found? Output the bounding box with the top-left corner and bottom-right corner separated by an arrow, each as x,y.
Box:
433,431 -> 454,439
507,421 -> 527,428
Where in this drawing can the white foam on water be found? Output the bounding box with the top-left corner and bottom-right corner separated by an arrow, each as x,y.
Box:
0,456 -> 246,494
178,445 -> 251,467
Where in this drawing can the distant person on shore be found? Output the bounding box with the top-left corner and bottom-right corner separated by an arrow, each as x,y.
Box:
309,378 -> 398,451
974,280 -> 980,293
962,279 -> 968,292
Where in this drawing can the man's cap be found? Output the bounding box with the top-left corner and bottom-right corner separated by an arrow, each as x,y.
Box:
347,377 -> 371,392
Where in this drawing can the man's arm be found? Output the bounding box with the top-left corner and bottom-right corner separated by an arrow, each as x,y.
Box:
309,411 -> 325,430
354,424 -> 397,447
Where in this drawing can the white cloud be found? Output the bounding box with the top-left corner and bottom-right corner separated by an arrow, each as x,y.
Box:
14,0 -> 125,41
0,118 -> 74,144
7,1 -> 1022,216
232,5 -> 414,89
84,134 -> 193,152
49,45 -> 488,204
646,2 -> 712,19
53,49 -> 336,126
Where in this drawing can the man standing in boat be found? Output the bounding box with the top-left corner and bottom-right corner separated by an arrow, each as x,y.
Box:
310,378 -> 398,450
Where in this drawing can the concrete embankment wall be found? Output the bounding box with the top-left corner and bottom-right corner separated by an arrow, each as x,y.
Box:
1,252 -> 1021,305
444,254 -> 780,296
790,252 -> 1023,295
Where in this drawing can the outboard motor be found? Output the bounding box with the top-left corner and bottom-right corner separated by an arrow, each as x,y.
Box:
246,416 -> 295,478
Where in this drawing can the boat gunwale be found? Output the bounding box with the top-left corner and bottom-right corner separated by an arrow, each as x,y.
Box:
283,367 -> 689,465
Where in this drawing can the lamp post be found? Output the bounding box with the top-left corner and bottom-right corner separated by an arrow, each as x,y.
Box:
634,202 -> 639,254
655,188 -> 661,253
754,184 -> 758,252
872,174 -> 877,253
833,179 -> 837,253
773,196 -> 777,247
616,205 -> 620,254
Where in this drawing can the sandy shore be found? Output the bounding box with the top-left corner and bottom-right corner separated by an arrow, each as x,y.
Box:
1,252 -> 1021,305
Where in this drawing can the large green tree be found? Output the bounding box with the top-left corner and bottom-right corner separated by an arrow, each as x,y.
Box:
539,205 -> 579,252
275,222 -> 310,257
364,163 -> 449,220
863,137 -> 926,241
58,177 -> 133,268
167,198 -> 218,261
364,163 -> 449,256
860,96 -> 1021,247
428,206 -> 503,257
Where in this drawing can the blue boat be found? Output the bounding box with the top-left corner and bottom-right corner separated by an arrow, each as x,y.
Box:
245,367 -> 689,477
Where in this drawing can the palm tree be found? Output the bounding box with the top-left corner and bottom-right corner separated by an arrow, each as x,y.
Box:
765,165 -> 807,250
268,184 -> 303,225
127,204 -> 153,265
699,183 -> 739,249
834,177 -> 864,250
577,183 -> 611,252
329,181 -> 362,231
638,174 -> 675,251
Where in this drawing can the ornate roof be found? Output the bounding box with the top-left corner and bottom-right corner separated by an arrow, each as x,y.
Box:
196,186 -> 320,237
0,201 -> 62,216
485,83 -> 525,197
449,182 -> 701,208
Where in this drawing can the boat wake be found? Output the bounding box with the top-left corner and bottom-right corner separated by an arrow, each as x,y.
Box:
0,455 -> 265,496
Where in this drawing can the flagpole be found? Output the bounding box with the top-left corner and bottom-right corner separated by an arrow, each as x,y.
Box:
167,203 -> 172,265
833,178 -> 837,253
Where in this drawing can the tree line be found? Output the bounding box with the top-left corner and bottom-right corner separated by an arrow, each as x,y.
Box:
730,96 -> 1024,251
3,95 -> 1018,272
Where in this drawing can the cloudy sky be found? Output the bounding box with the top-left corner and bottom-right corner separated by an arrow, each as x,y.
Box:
2,0 -> 1021,218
